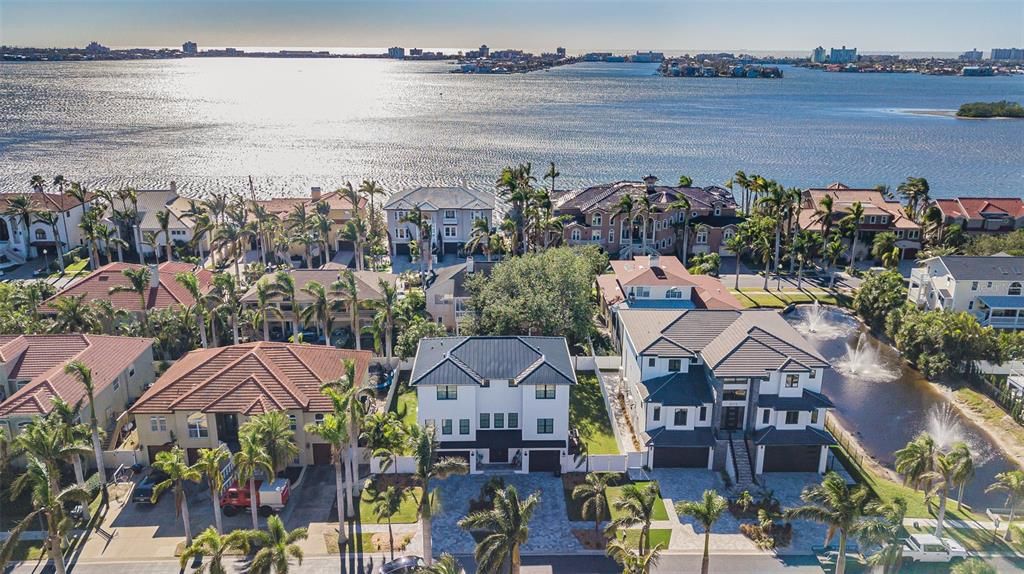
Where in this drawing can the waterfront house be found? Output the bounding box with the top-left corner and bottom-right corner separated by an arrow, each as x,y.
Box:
553,175 -> 741,260
130,342 -> 371,465
383,186 -> 496,260
111,184 -> 200,260
255,186 -> 364,265
798,183 -> 921,260
41,261 -> 214,318
0,191 -> 94,268
0,334 -> 155,441
617,309 -> 833,480
411,336 -> 576,473
424,257 -> 496,331
908,255 -> 1024,330
932,197 -> 1024,235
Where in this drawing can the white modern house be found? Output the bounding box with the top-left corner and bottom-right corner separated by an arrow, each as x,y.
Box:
618,309 -> 833,482
383,186 -> 496,260
0,192 -> 93,267
411,336 -> 576,473
908,255 -> 1024,330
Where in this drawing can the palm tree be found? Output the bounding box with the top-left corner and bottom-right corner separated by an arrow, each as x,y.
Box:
34,211 -> 65,273
63,360 -> 109,496
46,398 -> 92,489
813,194 -> 835,248
65,181 -> 89,244
362,411 -> 406,475
211,273 -> 242,344
14,416 -> 91,503
233,433 -> 275,530
784,472 -> 873,574
824,238 -> 845,289
110,266 -> 152,333
4,195 -> 37,259
324,359 -> 367,519
857,498 -> 907,574
286,203 -> 314,268
241,411 -> 300,474
51,294 -> 98,333
605,537 -> 662,574
333,269 -> 362,351
986,470 -> 1024,541
420,553 -> 464,574
194,447 -> 231,534
413,425 -> 469,565
212,223 -> 245,281
176,272 -> 210,348
254,280 -> 283,341
151,447 -> 202,546
495,163 -> 535,255
466,218 -> 495,261
458,485 -> 540,574
299,280 -> 333,347
78,212 -> 102,269
757,182 -> 787,284
359,179 -> 385,240
676,489 -> 727,574
573,472 -> 614,534
366,278 -> 397,359
634,194 -> 654,253
612,194 -> 635,259
401,206 -> 433,275
156,209 -> 174,262
607,482 -> 660,554
923,452 -> 958,537
0,455 -> 91,574
948,442 -> 975,512
272,271 -> 300,340
841,201 -> 865,267
895,432 -> 937,494
304,392 -> 349,525
179,526 -> 252,574
248,514 -> 308,574
374,486 -> 409,560
669,197 -> 692,266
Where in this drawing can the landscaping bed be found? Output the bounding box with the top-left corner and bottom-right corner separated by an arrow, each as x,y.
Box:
569,373 -> 619,455
606,481 -> 669,522
358,477 -> 422,524
619,528 -> 672,549
323,531 -> 412,554
561,472 -> 626,522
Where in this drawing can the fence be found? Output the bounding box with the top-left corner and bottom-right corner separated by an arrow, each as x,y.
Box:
565,453 -> 628,473
370,455 -> 417,475
824,416 -> 869,476
971,376 -> 1024,425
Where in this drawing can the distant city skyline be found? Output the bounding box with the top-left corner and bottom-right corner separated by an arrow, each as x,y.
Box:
1,0 -> 1021,53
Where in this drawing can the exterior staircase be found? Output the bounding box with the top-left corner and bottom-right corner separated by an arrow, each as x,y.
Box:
728,433 -> 756,490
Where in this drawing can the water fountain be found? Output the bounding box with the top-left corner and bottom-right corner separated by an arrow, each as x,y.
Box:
794,300 -> 853,339
834,332 -> 899,382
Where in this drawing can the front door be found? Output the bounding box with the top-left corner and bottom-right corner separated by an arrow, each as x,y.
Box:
490,448 -> 509,463
216,413 -> 240,445
722,406 -> 744,431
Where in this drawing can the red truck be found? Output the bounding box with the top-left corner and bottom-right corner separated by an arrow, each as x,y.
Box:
220,478 -> 291,517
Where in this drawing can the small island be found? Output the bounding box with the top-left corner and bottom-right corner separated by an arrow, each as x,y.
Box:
956,100 -> 1024,118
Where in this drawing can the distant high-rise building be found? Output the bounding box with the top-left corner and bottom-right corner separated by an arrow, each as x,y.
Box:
409,48 -> 423,57
991,48 -> 1024,61
182,41 -> 198,55
556,47 -> 566,58
84,41 -> 109,54
829,45 -> 858,64
479,44 -> 490,57
959,49 -> 983,62
388,46 -> 405,59
810,46 -> 827,63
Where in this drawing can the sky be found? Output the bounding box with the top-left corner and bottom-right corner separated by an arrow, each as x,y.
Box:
1,0 -> 1022,54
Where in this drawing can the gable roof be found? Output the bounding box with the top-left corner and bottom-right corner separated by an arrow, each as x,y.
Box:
131,342 -> 372,414
411,336 -> 575,387
256,189 -> 364,221
241,269 -> 398,304
0,335 -> 153,417
383,186 -> 495,211
799,184 -> 920,232
0,192 -> 92,213
426,260 -> 497,299
927,255 -> 1024,281
42,261 -> 214,313
619,309 -> 828,378
599,256 -> 742,311
933,197 -> 1024,221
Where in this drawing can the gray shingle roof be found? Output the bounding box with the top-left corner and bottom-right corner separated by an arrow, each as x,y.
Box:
383,186 -> 496,211
411,336 -> 575,387
931,255 -> 1024,281
752,426 -> 836,446
756,390 -> 835,411
644,427 -> 717,447
639,372 -> 714,406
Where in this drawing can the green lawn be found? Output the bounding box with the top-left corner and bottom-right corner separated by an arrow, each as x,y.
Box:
620,528 -> 672,549
48,258 -> 90,279
570,373 -> 619,455
955,388 -> 1024,445
3,541 -> 46,561
358,485 -> 422,524
393,387 -> 418,427
606,482 -> 669,522
730,289 -> 849,309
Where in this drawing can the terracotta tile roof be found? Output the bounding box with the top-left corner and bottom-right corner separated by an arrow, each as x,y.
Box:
599,256 -> 741,310
257,190 -> 364,219
611,256 -> 695,287
241,269 -> 398,304
0,335 -> 154,417
934,198 -> 1024,221
42,261 -> 214,313
0,192 -> 92,213
800,185 -> 920,232
130,342 -> 372,414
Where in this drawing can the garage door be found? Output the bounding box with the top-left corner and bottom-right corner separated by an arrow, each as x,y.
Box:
394,243 -> 410,256
147,444 -> 173,464
312,443 -> 333,465
442,242 -> 460,255
763,445 -> 820,472
653,447 -> 708,468
528,450 -> 560,473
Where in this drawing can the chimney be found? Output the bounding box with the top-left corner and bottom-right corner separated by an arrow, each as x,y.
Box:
169,180 -> 177,194
149,264 -> 160,289
466,256 -> 474,273
649,253 -> 660,268
643,174 -> 658,192
311,187 -> 322,201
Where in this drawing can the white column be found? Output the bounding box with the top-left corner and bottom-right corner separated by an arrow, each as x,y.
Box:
517,450 -> 528,474
755,445 -> 765,475
818,445 -> 829,474
706,447 -> 714,470
469,449 -> 478,474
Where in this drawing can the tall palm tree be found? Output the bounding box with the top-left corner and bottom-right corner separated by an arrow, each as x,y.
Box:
254,280 -> 282,341
922,451 -> 958,536
304,393 -> 349,526
543,162 -> 559,195
211,273 -> 242,344
986,470 -> 1024,541
374,485 -> 409,560
813,194 -> 835,248
948,442 -> 975,512
495,163 -> 535,255
203,193 -> 228,264
841,201 -> 865,267
605,537 -> 662,574
825,238 -> 845,289
669,197 -> 692,266
271,271 -> 300,340
612,194 -> 636,259
4,195 -> 37,259
401,206 -> 433,275
51,294 -> 98,333
46,398 -> 92,489
725,232 -> 746,290
299,280 -> 333,347
784,472 -> 873,574
676,489 -> 727,574
233,433 -> 275,530
176,272 -> 210,348
894,432 -> 937,494
0,455 -> 91,574
65,181 -> 89,245
607,482 -> 660,554
248,515 -> 308,574
110,266 -> 152,334
15,416 -> 90,500
63,360 -> 109,495
156,209 -> 174,262
573,472 -> 613,535
413,425 -> 469,565
212,223 -> 245,281
194,447 -> 231,534
151,447 -> 202,546
179,526 -> 252,574
458,485 -> 540,574
757,181 -> 787,284
34,211 -> 65,273
313,212 -> 332,267
286,203 -> 314,268
857,498 -> 907,574
240,411 -> 299,474
333,269 -> 362,351
466,217 -> 495,261
366,278 -> 397,359
324,359 -> 367,519
359,179 -> 384,240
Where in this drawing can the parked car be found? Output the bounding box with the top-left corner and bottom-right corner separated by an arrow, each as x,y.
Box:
132,469 -> 169,504
379,556 -> 426,574
902,533 -> 968,563
220,478 -> 291,516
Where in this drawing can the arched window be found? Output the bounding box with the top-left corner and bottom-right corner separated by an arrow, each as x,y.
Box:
0,219 -> 8,242
570,228 -> 581,241
1010,282 -> 1022,296
34,229 -> 46,240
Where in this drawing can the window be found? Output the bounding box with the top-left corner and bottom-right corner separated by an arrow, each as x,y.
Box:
785,374 -> 800,388
150,416 -> 167,432
537,418 -> 554,434
673,409 -> 688,426
592,213 -> 602,226
724,229 -> 735,241
1010,282 -> 1022,296
972,281 -> 979,291
722,389 -> 747,401
34,229 -> 45,240
648,357 -> 656,368
508,412 -> 519,428
714,205 -> 722,216
699,406 -> 707,422
968,300 -> 974,310
868,216 -> 877,224
535,385 -> 556,399
288,414 -> 297,431
493,413 -> 504,429
690,357 -> 700,365
695,231 -> 708,244
908,230 -> 920,239
444,225 -> 457,238
129,367 -> 135,377
652,406 -> 661,421
591,230 -> 602,241
314,413 -> 325,424
187,413 -> 208,438
437,385 -> 458,400
444,209 -> 456,220
880,216 -> 888,225
442,419 -> 453,435
479,413 -> 490,429
571,228 -> 581,241
621,225 -> 629,240
666,288 -> 683,299
809,369 -> 816,379
895,230 -> 904,238
810,410 -> 820,424
471,211 -> 482,221
395,227 -> 408,239
762,409 -> 771,424
459,419 -> 470,434
668,359 -> 681,372
785,411 -> 800,425
112,378 -> 120,391
395,210 -> 407,221
634,286 -> 650,298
